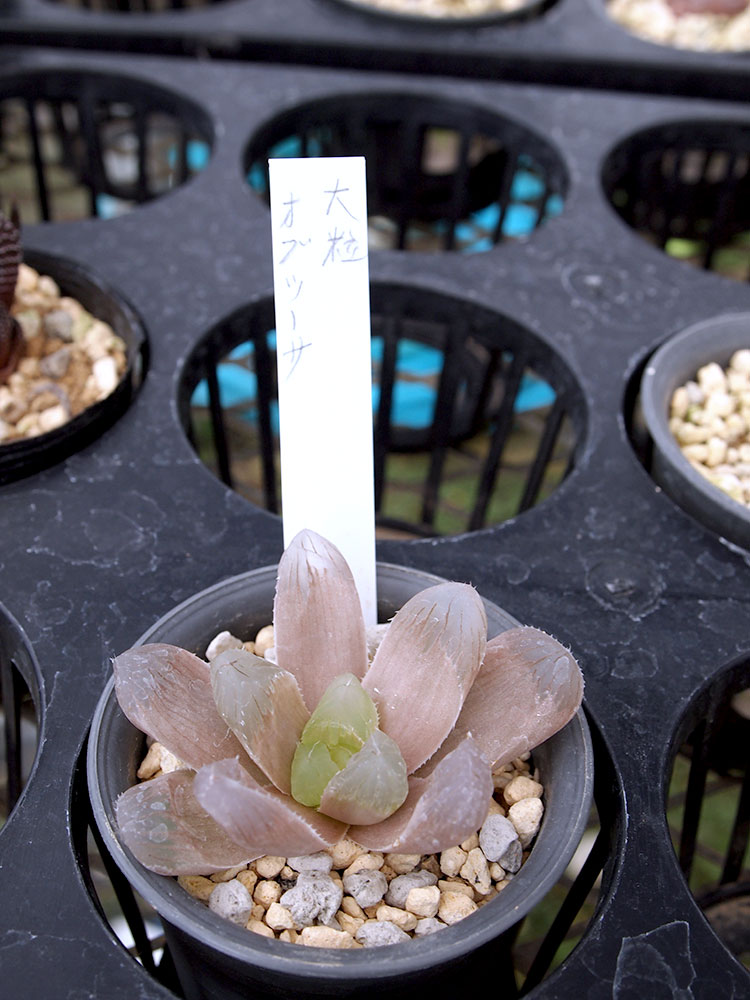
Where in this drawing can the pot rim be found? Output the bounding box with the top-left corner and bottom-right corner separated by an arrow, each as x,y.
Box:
87,560 -> 594,984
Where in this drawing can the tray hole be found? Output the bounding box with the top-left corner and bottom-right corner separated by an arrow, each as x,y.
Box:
603,121 -> 750,283
179,284 -> 584,537
0,71 -> 212,223
0,609 -> 41,830
667,660 -> 750,969
245,95 -> 566,253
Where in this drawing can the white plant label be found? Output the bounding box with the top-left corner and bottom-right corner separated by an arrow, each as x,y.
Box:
269,155 -> 377,625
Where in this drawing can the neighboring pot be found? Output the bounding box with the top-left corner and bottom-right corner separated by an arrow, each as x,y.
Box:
0,251 -> 146,485
88,562 -> 594,1000
325,0 -> 551,29
640,312 -> 750,550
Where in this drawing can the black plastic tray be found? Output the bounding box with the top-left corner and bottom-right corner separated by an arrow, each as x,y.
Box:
1,47 -> 749,999
1,0 -> 750,101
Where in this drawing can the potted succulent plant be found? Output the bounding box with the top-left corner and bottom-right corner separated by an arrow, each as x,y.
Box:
88,530 -> 593,1000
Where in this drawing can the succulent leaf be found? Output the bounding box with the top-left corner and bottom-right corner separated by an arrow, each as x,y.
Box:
300,672 -> 378,752
362,582 -> 487,774
194,757 -> 348,856
290,740 -> 342,808
113,643 -> 252,772
290,672 -> 379,807
273,530 -> 368,710
210,648 -> 309,794
349,736 -> 492,854
318,729 -> 408,825
422,626 -> 584,774
115,769 -> 256,876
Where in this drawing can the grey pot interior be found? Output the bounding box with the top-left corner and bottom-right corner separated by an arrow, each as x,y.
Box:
88,561 -> 594,999
640,312 -> 750,550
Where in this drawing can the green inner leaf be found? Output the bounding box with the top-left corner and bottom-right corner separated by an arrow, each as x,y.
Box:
290,673 -> 379,809
290,741 -> 341,807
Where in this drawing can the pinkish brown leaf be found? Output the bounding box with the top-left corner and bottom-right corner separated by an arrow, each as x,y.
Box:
210,648 -> 309,794
349,737 -> 492,854
362,583 -> 487,773
273,529 -> 368,711
667,0 -> 747,14
115,770 -> 257,876
424,626 -> 584,773
113,643 -> 249,772
194,757 -> 348,856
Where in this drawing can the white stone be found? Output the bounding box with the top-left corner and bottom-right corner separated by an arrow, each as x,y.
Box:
43,308 -> 74,342
439,846 -> 468,876
205,630 -> 244,660
356,921 -> 411,947
287,852 -> 334,874
254,856 -> 286,879
280,873 -> 343,928
479,813 -> 519,862
254,624 -> 275,656
299,926 -> 357,949
508,797 -> 544,847
384,870 -> 437,908
343,852 -> 384,877
460,847 -> 492,895
374,904 -> 417,931
731,349 -> 750,374
404,885 -> 441,918
414,917 -> 445,936
93,355 -> 119,397
438,891 -> 478,925
208,879 -> 253,926
247,919 -> 275,938
265,902 -> 296,931
343,870 -> 388,908
384,853 -> 421,874
37,405 -> 68,433
39,347 -> 71,379
503,775 -> 543,805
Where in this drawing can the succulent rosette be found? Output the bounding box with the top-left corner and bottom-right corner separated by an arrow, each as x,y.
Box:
113,529 -> 583,876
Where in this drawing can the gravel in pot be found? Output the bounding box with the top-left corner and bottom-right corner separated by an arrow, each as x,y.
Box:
0,249 -> 146,484
640,312 -> 750,548
324,0 -> 553,26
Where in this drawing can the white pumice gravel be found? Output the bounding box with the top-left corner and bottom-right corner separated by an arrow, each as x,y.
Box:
343,870 -> 389,908
148,625 -> 548,948
287,853 -> 334,874
340,0 -> 534,19
607,0 -> 750,50
1,263 -> 128,444
668,350 -> 750,507
208,880 -> 254,926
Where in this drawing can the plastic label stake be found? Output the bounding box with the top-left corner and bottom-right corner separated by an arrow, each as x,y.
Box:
269,155 -> 377,625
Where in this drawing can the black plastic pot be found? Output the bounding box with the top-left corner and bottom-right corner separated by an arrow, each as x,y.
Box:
88,561 -> 593,1000
640,312 -> 750,550
0,250 -> 146,485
